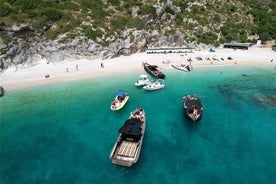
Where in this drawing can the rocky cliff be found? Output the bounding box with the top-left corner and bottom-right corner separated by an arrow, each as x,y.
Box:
0,0 -> 275,70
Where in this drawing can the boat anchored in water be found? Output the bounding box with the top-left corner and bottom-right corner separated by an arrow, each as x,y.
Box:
143,79 -> 165,91
143,62 -> 166,79
135,74 -> 151,87
110,107 -> 146,167
171,63 -> 191,72
182,94 -> 203,122
110,90 -> 129,111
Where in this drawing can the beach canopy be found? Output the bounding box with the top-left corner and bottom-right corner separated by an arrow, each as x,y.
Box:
209,48 -> 216,52
116,90 -> 127,97
119,118 -> 141,136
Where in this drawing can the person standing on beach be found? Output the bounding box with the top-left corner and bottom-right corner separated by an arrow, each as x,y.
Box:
76,64 -> 79,70
101,62 -> 104,68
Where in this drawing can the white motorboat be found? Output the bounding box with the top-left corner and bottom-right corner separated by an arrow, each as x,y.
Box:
171,63 -> 191,72
110,107 -> 146,167
135,74 -> 151,87
110,90 -> 129,111
143,79 -> 165,91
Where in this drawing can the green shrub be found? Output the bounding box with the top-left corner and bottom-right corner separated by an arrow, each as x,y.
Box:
42,8 -> 62,22
110,15 -> 131,30
197,32 -> 218,44
174,1 -> 188,10
213,14 -> 221,23
165,29 -> 176,36
0,32 -> 12,45
45,29 -> 59,40
83,26 -> 102,41
31,18 -> 50,30
175,14 -> 184,26
0,1 -> 11,17
123,0 -> 142,9
107,0 -> 120,6
59,1 -> 80,11
130,18 -> 147,30
165,6 -> 175,15
130,33 -> 135,43
139,5 -> 155,15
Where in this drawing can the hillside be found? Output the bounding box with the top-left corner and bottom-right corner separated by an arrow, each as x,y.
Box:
0,0 -> 275,69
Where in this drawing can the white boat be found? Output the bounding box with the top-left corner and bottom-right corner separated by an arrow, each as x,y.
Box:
171,63 -> 191,72
110,107 -> 146,167
135,74 -> 151,87
143,79 -> 165,91
110,90 -> 129,111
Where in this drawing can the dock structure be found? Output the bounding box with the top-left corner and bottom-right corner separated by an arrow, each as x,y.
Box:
146,47 -> 193,54
223,42 -> 252,50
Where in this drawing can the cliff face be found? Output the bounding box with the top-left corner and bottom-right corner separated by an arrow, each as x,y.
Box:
0,24 -> 210,70
0,0 -> 275,70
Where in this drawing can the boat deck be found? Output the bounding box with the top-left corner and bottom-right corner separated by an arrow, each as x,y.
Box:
117,141 -> 138,158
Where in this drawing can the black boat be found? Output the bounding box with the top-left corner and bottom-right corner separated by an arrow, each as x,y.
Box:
0,86 -> 4,97
110,107 -> 146,167
143,62 -> 166,79
182,94 -> 203,122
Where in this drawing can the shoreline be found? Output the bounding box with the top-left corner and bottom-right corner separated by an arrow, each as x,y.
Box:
1,47 -> 275,91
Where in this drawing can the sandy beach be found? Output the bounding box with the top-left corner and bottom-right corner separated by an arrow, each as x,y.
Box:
1,47 -> 275,91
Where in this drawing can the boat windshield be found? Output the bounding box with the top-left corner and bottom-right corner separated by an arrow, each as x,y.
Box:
116,91 -> 127,96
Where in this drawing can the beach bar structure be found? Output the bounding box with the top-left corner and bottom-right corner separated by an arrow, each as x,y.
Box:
223,42 -> 252,50
146,47 -> 193,54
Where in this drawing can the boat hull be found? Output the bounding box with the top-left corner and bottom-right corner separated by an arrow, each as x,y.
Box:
143,79 -> 165,91
135,75 -> 151,87
110,96 -> 129,111
182,95 -> 203,122
110,108 -> 146,167
135,80 -> 151,87
171,64 -> 190,72
143,63 -> 166,79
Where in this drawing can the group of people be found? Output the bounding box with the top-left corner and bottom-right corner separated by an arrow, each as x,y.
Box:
65,62 -> 105,73
131,107 -> 145,125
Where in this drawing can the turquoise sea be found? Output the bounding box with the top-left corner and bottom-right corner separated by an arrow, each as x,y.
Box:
0,66 -> 276,184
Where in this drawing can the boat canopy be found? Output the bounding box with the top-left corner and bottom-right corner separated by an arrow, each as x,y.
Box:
185,98 -> 203,110
116,90 -> 127,97
119,118 -> 141,137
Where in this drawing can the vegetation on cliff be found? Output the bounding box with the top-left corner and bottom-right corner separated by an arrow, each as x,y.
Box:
0,0 -> 275,47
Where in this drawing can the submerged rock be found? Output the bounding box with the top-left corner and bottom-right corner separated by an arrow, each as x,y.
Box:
241,74 -> 249,77
253,96 -> 276,107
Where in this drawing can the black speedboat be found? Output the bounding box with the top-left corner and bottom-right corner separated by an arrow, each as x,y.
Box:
110,107 -> 146,167
182,94 -> 203,122
143,62 -> 166,79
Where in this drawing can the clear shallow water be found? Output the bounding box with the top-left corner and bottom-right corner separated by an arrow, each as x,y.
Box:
1,66 -> 276,184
